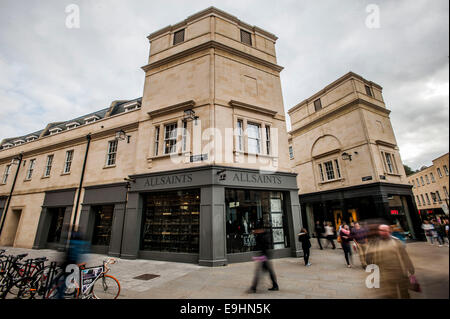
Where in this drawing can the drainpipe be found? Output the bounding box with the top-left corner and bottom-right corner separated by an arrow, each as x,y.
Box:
0,153 -> 23,237
68,134 -> 91,239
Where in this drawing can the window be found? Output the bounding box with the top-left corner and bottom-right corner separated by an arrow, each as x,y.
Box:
430,172 -> 435,182
247,122 -> 261,154
164,123 -> 177,154
289,146 -> 294,160
437,168 -> 443,177
225,189 -> 289,253
324,161 -> 335,180
64,150 -> 74,174
334,159 -> 341,178
443,186 -> 449,198
173,29 -> 185,45
141,189 -> 200,253
425,193 -> 431,205
384,152 -> 394,173
420,176 -> 425,186
265,126 -> 271,155
436,191 -> 442,202
65,122 -> 80,130
154,126 -> 160,156
2,164 -> 11,184
44,155 -> 54,177
91,205 -> 114,246
237,120 -> 244,152
106,140 -> 118,166
431,192 -> 437,203
182,121 -> 188,152
318,163 -> 325,182
314,98 -> 322,112
444,165 -> 449,176
420,194 -> 426,205
425,175 -> 430,184
365,85 -> 373,97
26,159 -> 36,180
318,159 -> 342,182
49,127 -> 62,135
240,29 -> 252,45
416,195 -> 421,206
416,178 -> 420,187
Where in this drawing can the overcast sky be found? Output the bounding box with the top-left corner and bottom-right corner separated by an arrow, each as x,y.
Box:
0,0 -> 448,170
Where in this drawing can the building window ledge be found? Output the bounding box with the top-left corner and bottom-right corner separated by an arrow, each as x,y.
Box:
41,175 -> 50,179
103,165 -> 116,170
234,150 -> 278,159
150,151 -> 190,161
318,178 -> 345,185
61,172 -> 71,176
23,178 -> 31,182
385,172 -> 402,177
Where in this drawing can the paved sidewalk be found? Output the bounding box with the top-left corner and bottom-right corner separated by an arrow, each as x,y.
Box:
1,241 -> 448,299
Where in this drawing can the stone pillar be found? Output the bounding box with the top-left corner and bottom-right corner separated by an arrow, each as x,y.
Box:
199,185 -> 227,267
57,206 -> 74,251
120,192 -> 142,259
108,203 -> 126,257
286,190 -> 302,257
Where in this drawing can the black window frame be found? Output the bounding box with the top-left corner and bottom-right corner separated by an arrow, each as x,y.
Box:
240,29 -> 252,46
314,98 -> 322,112
173,29 -> 185,45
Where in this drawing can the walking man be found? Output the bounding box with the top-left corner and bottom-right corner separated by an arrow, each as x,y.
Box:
351,222 -> 368,269
315,220 -> 324,250
324,222 -> 336,249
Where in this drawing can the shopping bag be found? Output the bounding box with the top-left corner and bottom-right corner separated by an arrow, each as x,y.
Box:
408,275 -> 421,292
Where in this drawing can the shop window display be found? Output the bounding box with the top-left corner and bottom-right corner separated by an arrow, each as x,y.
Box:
225,189 -> 290,253
47,207 -> 66,243
91,205 -> 114,246
141,189 -> 200,253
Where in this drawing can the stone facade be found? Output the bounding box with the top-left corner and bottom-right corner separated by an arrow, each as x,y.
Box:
288,72 -> 422,238
0,7 -> 301,265
407,153 -> 449,217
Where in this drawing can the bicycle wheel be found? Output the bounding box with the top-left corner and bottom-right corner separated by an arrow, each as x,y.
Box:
92,275 -> 120,299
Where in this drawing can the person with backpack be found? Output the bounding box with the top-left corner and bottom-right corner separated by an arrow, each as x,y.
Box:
298,228 -> 312,266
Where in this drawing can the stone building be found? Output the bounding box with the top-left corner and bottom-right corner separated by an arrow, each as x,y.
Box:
288,72 -> 422,239
407,153 -> 449,218
0,7 -> 302,266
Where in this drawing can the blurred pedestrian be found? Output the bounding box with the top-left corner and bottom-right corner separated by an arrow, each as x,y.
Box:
315,220 -> 324,250
433,220 -> 445,247
352,222 -> 368,269
445,219 -> 450,247
298,228 -> 312,266
248,223 -> 279,293
339,224 -> 353,268
421,220 -> 433,244
365,224 -> 416,299
324,222 -> 336,249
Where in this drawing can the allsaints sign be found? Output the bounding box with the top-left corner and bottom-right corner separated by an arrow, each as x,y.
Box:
144,174 -> 193,187
232,172 -> 282,184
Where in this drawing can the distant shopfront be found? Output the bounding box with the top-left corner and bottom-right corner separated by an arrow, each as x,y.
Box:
300,182 -> 423,240
119,165 -> 302,266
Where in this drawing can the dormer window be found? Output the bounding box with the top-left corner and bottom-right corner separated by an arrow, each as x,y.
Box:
84,115 -> 100,124
65,122 -> 80,130
13,139 -> 25,146
49,127 -> 62,135
26,135 -> 38,142
123,101 -> 141,112
2,143 -> 13,149
240,29 -> 252,46
173,29 -> 185,45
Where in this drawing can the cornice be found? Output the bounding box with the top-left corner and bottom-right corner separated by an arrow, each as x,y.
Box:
142,40 -> 283,73
229,100 -> 278,117
147,100 -> 196,119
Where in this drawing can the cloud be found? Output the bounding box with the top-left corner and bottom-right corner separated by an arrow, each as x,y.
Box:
0,0 -> 448,169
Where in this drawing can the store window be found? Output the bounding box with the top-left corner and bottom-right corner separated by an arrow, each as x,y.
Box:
47,207 -> 66,243
91,205 -> 114,246
141,189 -> 200,253
225,189 -> 290,254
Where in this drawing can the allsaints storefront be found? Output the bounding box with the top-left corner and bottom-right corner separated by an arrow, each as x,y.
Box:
117,165 -> 302,266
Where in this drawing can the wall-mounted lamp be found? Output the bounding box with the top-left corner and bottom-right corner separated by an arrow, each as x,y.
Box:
124,177 -> 136,183
115,129 -> 131,143
216,169 -> 226,181
342,152 -> 352,161
183,109 -> 199,125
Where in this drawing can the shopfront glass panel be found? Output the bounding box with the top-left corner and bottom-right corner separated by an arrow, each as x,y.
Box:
141,189 -> 200,253
225,189 -> 290,253
47,207 -> 66,243
91,205 -> 114,246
